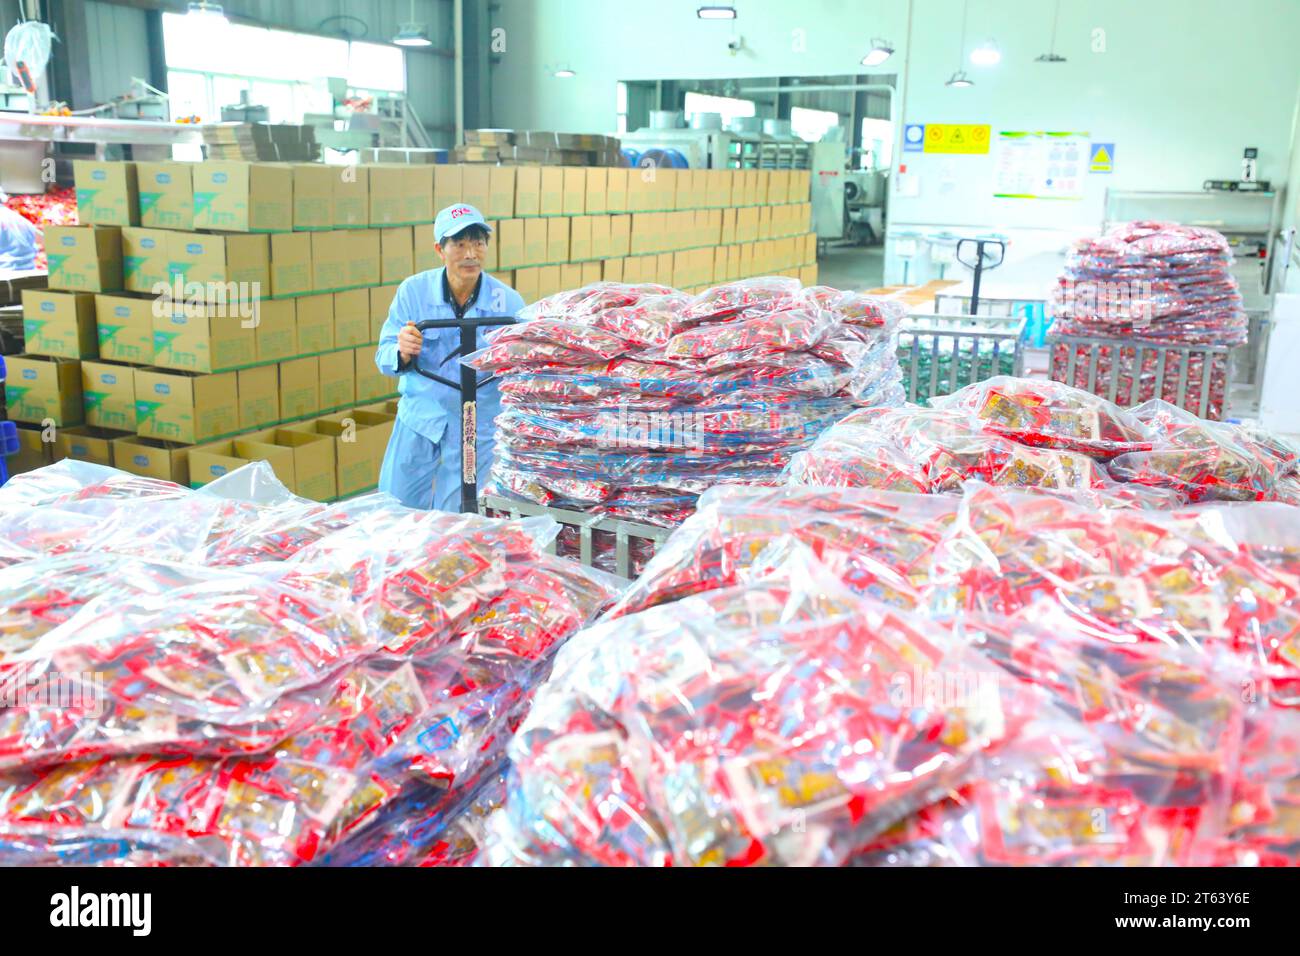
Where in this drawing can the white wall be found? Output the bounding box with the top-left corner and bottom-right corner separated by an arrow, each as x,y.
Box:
491,0 -> 1300,277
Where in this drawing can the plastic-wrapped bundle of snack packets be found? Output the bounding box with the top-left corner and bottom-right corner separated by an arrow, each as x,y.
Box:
0,461 -> 621,866
1049,221 -> 1247,420
485,482 -> 1300,865
467,279 -> 906,571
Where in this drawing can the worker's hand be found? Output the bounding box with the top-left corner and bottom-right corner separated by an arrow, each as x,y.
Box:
397,321 -> 423,361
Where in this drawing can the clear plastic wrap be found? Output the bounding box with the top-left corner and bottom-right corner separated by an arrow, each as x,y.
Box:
471,279 -> 905,528
932,375 -> 1153,458
484,552 -> 1034,866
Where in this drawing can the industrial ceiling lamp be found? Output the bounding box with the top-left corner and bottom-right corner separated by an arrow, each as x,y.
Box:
970,38 -> 1001,65
553,67 -> 576,78
861,38 -> 894,67
393,0 -> 432,46
186,1 -> 227,23
947,0 -> 974,86
697,5 -> 738,19
1035,0 -> 1067,62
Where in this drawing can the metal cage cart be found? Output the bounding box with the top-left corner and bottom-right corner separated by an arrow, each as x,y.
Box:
479,494 -> 672,579
898,314 -> 1028,404
1046,332 -> 1237,420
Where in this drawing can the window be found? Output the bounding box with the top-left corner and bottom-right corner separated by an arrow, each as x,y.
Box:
616,81 -> 628,135
683,92 -> 755,127
860,118 -> 893,169
161,11 -> 405,125
790,106 -> 841,143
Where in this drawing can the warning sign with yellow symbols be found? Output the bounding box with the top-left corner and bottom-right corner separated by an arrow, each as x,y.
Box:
923,124 -> 991,154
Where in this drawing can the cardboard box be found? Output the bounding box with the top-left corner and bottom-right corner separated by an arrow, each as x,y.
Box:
10,424 -> 53,475
404,165 -> 435,224
318,348 -> 356,410
333,164 -> 369,228
165,232 -> 270,304
588,215 -> 611,259
121,226 -> 170,294
292,164 -> 335,230
285,409 -> 394,498
539,167 -> 564,216
380,226 -> 414,285
514,166 -> 540,217
728,244 -> 740,281
22,290 -> 97,359
433,164 -> 464,213
133,368 -> 237,444
720,208 -> 736,246
462,164 -> 491,212
757,205 -> 771,240
657,170 -> 678,212
705,209 -> 722,247
713,246 -> 727,284
560,263 -> 582,291
346,229 -> 382,288
737,207 -> 758,242
189,435 -> 296,490
569,216 -> 592,261
580,261 -> 601,286
605,168 -> 628,213
74,160 -> 138,227
136,161 -> 192,230
513,267 -> 539,304
311,231 -> 351,292
580,167 -> 606,214
522,218 -> 548,266
791,170 -> 811,202
55,425 -> 123,466
610,215 -> 631,258
672,251 -> 690,289
278,356 -> 320,420
739,243 -> 753,278
193,161 -> 292,232
111,434 -> 190,485
46,226 -> 122,293
81,359 -> 136,431
485,166 -> 514,218
4,355 -> 82,426
674,172 -> 693,212
295,293 -> 335,354
496,219 -> 524,270
546,216 -> 569,263
370,284 -> 400,341
270,231 -> 313,297
94,294 -> 154,364
254,298 -> 297,362
237,362 -> 279,430
483,222 -> 498,271
367,165 -> 405,226
333,289 -> 370,349
656,253 -> 674,285
355,346 -> 395,402
249,426 -> 336,500
537,265 -> 561,300
562,167 -> 586,215
153,302 -> 256,373
412,224 -> 436,273
800,263 -> 818,285
602,258 -> 623,283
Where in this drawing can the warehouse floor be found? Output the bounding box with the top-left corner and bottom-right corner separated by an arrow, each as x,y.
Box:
814,245 -> 885,290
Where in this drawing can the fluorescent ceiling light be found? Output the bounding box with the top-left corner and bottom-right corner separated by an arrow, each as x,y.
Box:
554,68 -> 576,78
393,23 -> 432,46
1035,52 -> 1066,63
970,39 -> 1001,65
187,1 -> 227,23
861,38 -> 894,66
697,5 -> 738,19
945,70 -> 974,88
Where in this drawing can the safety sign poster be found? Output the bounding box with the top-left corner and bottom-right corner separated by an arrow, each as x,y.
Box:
994,130 -> 1088,199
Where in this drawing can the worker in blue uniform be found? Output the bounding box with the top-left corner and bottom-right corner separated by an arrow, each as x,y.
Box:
375,203 -> 525,510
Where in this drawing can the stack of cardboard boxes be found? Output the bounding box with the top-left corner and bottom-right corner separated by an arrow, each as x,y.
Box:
6,158 -> 401,498
4,157 -> 819,496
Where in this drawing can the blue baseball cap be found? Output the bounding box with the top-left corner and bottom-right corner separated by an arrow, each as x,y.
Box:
434,203 -> 491,243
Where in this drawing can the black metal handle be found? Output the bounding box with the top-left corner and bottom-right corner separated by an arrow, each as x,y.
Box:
397,314 -> 517,513
955,239 -> 1005,317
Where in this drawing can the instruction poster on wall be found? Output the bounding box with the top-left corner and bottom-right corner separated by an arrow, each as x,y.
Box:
993,131 -> 1089,199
